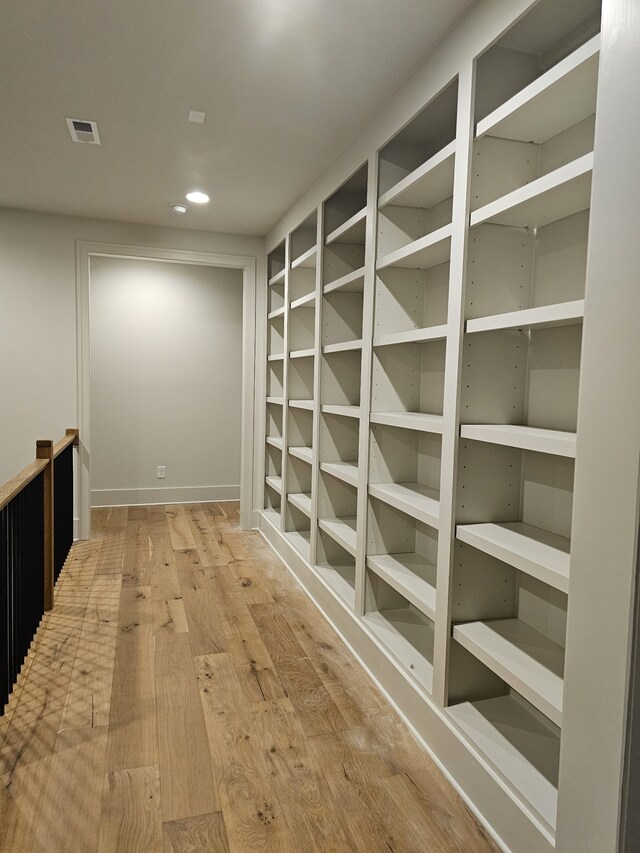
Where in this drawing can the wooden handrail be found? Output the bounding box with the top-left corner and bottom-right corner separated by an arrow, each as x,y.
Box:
0,459 -> 49,513
53,428 -> 79,459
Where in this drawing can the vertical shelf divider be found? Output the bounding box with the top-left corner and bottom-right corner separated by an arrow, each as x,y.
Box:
431,63 -> 476,706
354,154 -> 379,617
279,235 -> 291,532
309,205 -> 324,565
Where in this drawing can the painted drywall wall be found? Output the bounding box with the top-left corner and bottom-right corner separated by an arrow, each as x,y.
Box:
90,257 -> 242,505
0,208 -> 264,488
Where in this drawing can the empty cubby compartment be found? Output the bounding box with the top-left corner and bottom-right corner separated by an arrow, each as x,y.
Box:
318,470 -> 357,519
267,359 -> 284,398
266,401 -> 283,438
291,211 -> 317,265
374,264 -> 449,338
465,212 -> 589,320
287,454 -> 313,497
456,440 -> 574,545
268,281 -> 285,314
268,242 -> 286,280
290,266 -> 316,303
322,290 -> 363,346
377,195 -> 453,259
378,77 -> 458,198
285,503 -> 311,561
289,305 -> 315,351
324,163 -> 368,238
268,314 -> 285,356
288,354 -> 314,401
265,443 -> 282,478
474,0 -> 601,125
264,481 -> 281,512
460,323 -> 582,433
364,569 -> 435,694
367,497 -> 438,621
319,410 -> 359,465
470,117 -> 594,213
371,339 -> 445,416
320,349 -> 361,407
323,243 -> 366,288
369,423 -> 441,491
316,530 -> 356,609
288,406 -> 313,449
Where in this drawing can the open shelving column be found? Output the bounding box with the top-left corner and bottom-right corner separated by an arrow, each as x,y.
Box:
440,5 -> 601,839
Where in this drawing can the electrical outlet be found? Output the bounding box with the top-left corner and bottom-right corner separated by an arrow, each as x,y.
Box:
157,466 -> 166,479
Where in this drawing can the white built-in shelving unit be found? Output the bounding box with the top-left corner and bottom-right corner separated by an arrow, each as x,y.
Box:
259,1 -> 640,849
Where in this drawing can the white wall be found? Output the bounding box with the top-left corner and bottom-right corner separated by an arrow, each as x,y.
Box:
0,207 -> 264,487
90,257 -> 242,506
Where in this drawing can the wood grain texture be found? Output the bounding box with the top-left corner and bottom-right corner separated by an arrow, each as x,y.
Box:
155,632 -> 218,821
0,502 -> 498,852
98,765 -> 163,853
163,811 -> 230,853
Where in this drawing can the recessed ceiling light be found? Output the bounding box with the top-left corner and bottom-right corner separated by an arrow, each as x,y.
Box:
186,190 -> 209,204
170,203 -> 188,214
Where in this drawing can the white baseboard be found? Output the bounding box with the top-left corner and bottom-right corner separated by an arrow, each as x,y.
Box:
91,484 -> 240,507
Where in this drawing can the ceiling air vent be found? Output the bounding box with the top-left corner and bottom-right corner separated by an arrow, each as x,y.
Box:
66,118 -> 101,144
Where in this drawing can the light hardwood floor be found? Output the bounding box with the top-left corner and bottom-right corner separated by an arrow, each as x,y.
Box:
0,502 -> 499,852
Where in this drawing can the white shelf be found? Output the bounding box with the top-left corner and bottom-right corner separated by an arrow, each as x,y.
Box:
321,404 -> 360,419
266,396 -> 284,406
368,482 -> 440,527
322,339 -> 362,354
288,399 -> 314,411
378,140 -> 456,210
268,269 -> 285,287
453,619 -> 564,726
466,300 -> 584,335
265,475 -> 282,495
457,522 -> 570,594
291,292 -> 316,310
377,224 -> 452,271
448,695 -> 559,833
267,306 -> 286,320
363,607 -> 434,694
367,554 -> 437,621
369,411 -> 444,435
477,36 -> 600,145
267,352 -> 285,363
315,561 -> 355,609
265,435 -> 283,451
318,516 -> 357,556
325,207 -> 366,245
460,424 -> 577,458
470,153 -> 593,229
288,445 -> 313,464
287,492 -> 312,518
289,347 -> 315,359
291,246 -> 317,269
323,267 -> 366,295
373,324 -> 448,348
320,461 -> 359,488
287,529 -> 311,561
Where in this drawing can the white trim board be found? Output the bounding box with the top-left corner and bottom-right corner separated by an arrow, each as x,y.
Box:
76,241 -> 256,538
91,485 -> 240,507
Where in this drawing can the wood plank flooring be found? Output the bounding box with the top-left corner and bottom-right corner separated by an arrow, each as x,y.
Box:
0,502 -> 499,852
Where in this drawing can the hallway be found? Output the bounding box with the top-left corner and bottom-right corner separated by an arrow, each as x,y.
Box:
0,503 -> 497,852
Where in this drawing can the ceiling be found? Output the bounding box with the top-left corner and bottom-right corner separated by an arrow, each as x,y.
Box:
0,0 -> 477,236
